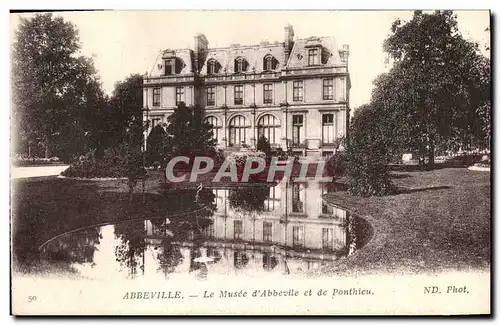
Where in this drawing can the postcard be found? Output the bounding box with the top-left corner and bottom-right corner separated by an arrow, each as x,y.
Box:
10,9 -> 491,316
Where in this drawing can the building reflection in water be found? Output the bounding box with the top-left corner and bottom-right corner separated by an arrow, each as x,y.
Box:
143,180 -> 364,278
40,180 -> 371,280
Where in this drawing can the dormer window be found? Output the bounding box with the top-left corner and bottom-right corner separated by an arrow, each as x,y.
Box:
207,59 -> 220,74
263,55 -> 278,71
165,59 -> 174,75
308,48 -> 320,66
234,57 -> 248,73
164,58 -> 185,75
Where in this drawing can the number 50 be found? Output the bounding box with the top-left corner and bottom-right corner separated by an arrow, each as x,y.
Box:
28,296 -> 37,302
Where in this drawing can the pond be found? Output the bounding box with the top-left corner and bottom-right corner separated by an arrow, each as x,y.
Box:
14,179 -> 372,280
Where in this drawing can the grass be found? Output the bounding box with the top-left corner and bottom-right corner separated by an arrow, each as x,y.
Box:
320,167 -> 491,276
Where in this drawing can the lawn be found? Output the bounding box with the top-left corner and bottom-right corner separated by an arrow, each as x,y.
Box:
321,167 -> 491,276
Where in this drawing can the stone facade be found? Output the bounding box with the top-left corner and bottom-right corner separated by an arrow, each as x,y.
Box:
143,25 -> 351,159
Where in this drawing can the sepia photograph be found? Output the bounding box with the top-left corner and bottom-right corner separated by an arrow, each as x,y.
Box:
9,9 -> 491,316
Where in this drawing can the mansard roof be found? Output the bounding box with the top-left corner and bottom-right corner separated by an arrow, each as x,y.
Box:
148,48 -> 194,77
286,36 -> 344,69
199,43 -> 285,74
145,33 -> 347,78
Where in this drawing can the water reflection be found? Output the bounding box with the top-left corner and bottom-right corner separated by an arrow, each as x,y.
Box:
40,180 -> 372,280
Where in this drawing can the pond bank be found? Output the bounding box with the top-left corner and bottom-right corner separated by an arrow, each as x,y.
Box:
320,168 -> 490,277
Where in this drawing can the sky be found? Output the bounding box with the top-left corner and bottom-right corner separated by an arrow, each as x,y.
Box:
9,10 -> 490,109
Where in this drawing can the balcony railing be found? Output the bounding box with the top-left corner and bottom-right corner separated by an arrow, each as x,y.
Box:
290,139 -> 308,148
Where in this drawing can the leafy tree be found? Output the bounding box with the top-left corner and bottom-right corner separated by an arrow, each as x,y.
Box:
12,13 -> 105,161
164,103 -> 216,159
325,151 -> 346,178
380,10 -> 491,166
256,135 -> 271,156
145,125 -> 168,167
98,74 -> 144,156
345,105 -> 394,197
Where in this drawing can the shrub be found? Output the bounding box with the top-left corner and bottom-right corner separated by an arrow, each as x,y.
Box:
226,150 -> 266,171
228,186 -> 269,215
62,145 -> 144,178
226,150 -> 267,182
256,135 -> 271,157
272,148 -> 289,161
212,149 -> 226,167
325,151 -> 345,178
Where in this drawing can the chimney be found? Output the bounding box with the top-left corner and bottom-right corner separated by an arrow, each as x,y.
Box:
284,24 -> 295,63
193,33 -> 209,72
339,44 -> 350,67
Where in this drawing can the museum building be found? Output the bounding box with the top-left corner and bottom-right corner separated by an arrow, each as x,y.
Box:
143,24 -> 351,159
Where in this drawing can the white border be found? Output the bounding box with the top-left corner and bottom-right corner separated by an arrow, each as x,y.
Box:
2,2 -> 497,323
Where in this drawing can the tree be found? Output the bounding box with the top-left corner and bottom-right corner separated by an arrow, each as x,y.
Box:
345,105 -> 394,197
164,103 -> 216,159
256,135 -> 271,157
380,10 -> 491,166
146,125 -> 168,167
12,13 -> 105,161
97,74 -> 144,156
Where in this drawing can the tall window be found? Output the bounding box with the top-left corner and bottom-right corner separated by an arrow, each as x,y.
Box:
293,81 -> 303,101
292,226 -> 304,247
308,48 -> 319,65
206,86 -> 215,106
204,116 -> 221,143
164,59 -> 174,75
234,85 -> 243,105
175,87 -> 184,106
292,184 -> 304,213
234,220 -> 243,240
263,84 -> 273,104
322,113 -> 335,144
257,114 -> 280,145
264,186 -> 279,212
263,222 -> 272,242
322,228 -> 334,250
292,115 -> 303,145
323,79 -> 334,100
152,88 -> 161,106
228,115 -> 248,147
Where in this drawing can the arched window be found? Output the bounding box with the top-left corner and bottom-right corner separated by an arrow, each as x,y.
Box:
263,55 -> 278,71
228,115 -> 249,147
234,57 -> 248,73
207,59 -> 220,74
204,116 -> 221,144
257,114 -> 280,145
